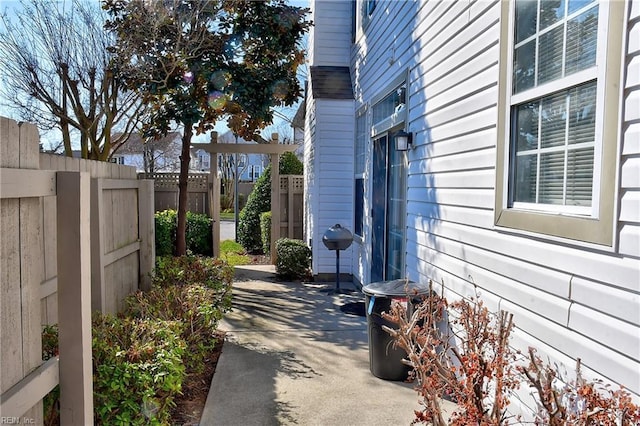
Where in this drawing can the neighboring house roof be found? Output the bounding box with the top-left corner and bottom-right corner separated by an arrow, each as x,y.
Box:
113,132 -> 181,155
292,100 -> 306,129
309,66 -> 354,99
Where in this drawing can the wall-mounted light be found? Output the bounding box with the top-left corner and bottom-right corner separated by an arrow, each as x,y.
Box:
394,130 -> 412,151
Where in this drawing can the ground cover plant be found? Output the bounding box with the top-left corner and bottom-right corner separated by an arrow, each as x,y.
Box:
219,239 -> 251,266
382,280 -> 640,425
41,255 -> 233,425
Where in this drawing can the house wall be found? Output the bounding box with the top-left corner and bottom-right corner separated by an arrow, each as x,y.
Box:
306,98 -> 355,277
346,0 -> 639,402
309,0 -> 352,67
303,96 -> 317,254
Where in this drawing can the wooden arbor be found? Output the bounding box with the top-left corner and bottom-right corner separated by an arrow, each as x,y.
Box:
192,132 -> 298,260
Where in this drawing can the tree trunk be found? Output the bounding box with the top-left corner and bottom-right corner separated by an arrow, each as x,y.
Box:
176,123 -> 193,256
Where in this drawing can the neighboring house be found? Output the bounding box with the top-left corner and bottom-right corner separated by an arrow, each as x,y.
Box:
304,0 -> 639,413
111,132 -> 182,172
191,131 -> 266,182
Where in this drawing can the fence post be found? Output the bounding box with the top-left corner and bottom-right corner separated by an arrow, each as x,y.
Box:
138,179 -> 155,291
57,171 -> 93,425
287,175 -> 294,239
270,135 -> 280,262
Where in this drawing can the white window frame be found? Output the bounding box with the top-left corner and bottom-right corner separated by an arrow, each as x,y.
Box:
354,106 -> 368,240
494,0 -> 625,247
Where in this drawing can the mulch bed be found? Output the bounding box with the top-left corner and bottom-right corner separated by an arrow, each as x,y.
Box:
171,331 -> 226,425
172,255 -> 270,424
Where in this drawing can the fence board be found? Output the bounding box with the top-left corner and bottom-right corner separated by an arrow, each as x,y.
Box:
2,123 -> 154,420
0,169 -> 56,198
279,175 -> 304,240
1,199 -> 22,394
0,357 -> 58,418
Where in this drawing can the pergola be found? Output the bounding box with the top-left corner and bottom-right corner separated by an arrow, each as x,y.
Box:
191,132 -> 299,261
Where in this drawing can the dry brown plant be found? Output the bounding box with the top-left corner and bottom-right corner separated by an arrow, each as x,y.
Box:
382,280 -> 520,425
520,348 -> 640,425
382,279 -> 640,426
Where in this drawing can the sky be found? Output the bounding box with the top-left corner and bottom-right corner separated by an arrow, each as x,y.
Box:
0,0 -> 310,150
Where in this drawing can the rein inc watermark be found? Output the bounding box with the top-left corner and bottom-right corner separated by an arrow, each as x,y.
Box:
0,418 -> 35,425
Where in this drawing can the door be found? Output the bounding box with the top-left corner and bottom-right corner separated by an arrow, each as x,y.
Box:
371,134 -> 407,282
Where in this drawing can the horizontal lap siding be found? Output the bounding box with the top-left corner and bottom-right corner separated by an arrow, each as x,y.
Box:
313,100 -> 355,274
352,0 -> 639,396
310,0 -> 351,66
304,96 -> 317,251
620,11 -> 640,259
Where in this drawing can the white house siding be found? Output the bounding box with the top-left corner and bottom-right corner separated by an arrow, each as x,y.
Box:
344,0 -> 640,402
303,96 -> 317,257
310,99 -> 355,276
309,0 -> 352,67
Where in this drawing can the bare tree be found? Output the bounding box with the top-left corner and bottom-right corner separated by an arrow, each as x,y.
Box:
217,132 -> 250,210
0,0 -> 144,160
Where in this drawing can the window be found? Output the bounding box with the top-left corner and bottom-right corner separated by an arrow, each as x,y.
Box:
354,109 -> 367,237
110,156 -> 125,165
495,0 -> 623,246
360,0 -> 377,30
252,165 -> 262,181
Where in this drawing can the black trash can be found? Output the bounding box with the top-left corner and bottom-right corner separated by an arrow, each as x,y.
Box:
362,279 -> 431,381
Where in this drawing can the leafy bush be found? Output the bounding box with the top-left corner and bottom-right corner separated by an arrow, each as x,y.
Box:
279,151 -> 303,175
237,167 -> 271,253
154,210 -> 212,256
92,314 -> 185,425
237,152 -> 303,253
155,210 -> 177,257
126,284 -> 224,374
260,211 -> 272,254
152,256 -> 233,305
186,211 -> 212,255
275,238 -> 311,280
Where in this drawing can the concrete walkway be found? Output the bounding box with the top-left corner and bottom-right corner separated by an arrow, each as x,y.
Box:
200,264 -> 424,425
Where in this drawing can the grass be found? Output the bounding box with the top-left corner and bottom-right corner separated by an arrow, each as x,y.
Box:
219,211 -> 235,220
219,239 -> 250,266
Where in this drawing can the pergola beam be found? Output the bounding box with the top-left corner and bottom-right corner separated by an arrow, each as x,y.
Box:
192,133 -> 296,262
191,142 -> 299,155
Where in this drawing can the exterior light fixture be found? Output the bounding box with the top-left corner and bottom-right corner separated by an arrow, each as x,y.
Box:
394,130 -> 412,151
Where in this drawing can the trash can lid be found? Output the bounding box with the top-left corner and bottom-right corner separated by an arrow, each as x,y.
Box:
362,279 -> 431,297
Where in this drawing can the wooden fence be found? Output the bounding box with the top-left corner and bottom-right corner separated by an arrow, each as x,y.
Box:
280,175 -> 304,240
140,172 -> 303,240
139,172 -> 212,215
0,117 -> 154,424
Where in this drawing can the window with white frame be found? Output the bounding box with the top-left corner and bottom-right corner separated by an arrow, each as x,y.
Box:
110,156 -> 125,165
354,109 -> 367,237
495,0 -> 624,246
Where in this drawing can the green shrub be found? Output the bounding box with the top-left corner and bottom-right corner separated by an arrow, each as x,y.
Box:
237,152 -> 303,253
186,211 -> 212,255
126,283 -> 224,374
152,255 -> 234,297
92,314 -> 185,425
280,151 -> 303,175
237,167 -> 271,253
154,210 -> 212,256
260,211 -> 272,254
155,210 -> 177,257
275,238 -> 311,280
